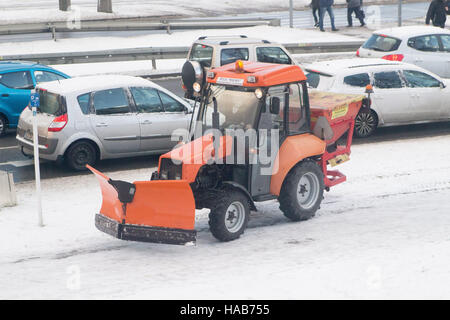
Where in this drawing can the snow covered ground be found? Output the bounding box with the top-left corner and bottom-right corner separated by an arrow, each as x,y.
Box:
1,132 -> 450,299
0,25 -> 363,77
0,0 -> 398,24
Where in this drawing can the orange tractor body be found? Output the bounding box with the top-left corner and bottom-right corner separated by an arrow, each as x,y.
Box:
89,61 -> 367,245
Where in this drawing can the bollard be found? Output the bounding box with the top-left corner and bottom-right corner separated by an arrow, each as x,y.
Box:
98,0 -> 113,13
0,171 -> 17,208
59,0 -> 71,11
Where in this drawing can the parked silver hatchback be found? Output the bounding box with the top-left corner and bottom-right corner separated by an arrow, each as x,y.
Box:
16,75 -> 193,170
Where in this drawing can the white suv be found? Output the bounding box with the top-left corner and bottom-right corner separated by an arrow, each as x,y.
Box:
187,35 -> 297,69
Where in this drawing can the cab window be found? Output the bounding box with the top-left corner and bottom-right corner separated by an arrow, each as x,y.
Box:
373,71 -> 403,89
93,88 -> 130,115
256,47 -> 291,64
403,70 -> 441,88
221,48 -> 249,66
0,71 -> 33,89
343,73 -> 370,87
287,83 -> 308,134
189,44 -> 213,67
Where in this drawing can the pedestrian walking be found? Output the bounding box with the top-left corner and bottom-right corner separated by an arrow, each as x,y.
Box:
347,0 -> 366,27
426,0 -> 447,28
319,0 -> 339,32
311,0 -> 320,27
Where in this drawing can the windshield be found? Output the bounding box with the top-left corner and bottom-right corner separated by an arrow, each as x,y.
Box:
38,90 -> 65,116
200,85 -> 260,131
362,34 -> 401,52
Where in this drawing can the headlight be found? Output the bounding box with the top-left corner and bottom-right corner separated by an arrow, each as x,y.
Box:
255,88 -> 263,99
193,82 -> 201,92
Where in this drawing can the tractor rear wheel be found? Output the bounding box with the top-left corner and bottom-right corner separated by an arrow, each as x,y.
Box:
208,190 -> 250,242
279,160 -> 324,222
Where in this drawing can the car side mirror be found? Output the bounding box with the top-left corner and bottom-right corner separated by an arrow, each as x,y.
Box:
270,97 -> 280,115
440,82 -> 446,89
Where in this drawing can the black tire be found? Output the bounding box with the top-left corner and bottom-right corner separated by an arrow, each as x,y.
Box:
279,160 -> 324,222
0,115 -> 7,136
208,189 -> 250,242
354,109 -> 378,138
65,141 -> 97,171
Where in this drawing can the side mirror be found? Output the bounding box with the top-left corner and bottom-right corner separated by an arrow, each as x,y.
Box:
440,82 -> 446,89
270,97 -> 280,115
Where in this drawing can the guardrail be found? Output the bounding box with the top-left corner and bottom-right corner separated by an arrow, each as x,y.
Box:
0,17 -> 281,39
0,41 -> 364,67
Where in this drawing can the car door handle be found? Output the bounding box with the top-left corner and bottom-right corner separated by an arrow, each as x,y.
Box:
141,120 -> 152,125
96,123 -> 108,127
1,94 -> 9,97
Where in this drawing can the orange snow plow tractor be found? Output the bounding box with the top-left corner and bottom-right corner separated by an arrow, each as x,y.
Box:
88,61 -> 371,245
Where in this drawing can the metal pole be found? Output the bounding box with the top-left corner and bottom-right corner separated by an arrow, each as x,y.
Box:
398,0 -> 402,27
289,0 -> 294,28
31,90 -> 43,227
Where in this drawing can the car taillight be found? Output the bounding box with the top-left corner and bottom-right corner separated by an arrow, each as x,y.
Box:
382,54 -> 404,61
48,113 -> 68,132
356,49 -> 360,57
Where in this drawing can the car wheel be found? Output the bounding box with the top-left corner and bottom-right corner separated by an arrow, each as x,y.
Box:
208,190 -> 250,242
354,109 -> 378,138
0,115 -> 7,136
279,160 -> 324,222
65,141 -> 97,171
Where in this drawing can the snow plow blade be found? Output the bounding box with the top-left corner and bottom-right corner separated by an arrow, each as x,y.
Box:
87,165 -> 196,245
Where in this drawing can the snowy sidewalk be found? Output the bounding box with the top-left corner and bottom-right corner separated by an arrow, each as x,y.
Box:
0,25 -> 364,78
1,133 -> 450,299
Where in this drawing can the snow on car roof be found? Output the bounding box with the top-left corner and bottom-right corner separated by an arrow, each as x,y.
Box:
195,36 -> 271,46
305,58 -> 400,75
37,75 -> 152,95
372,26 -> 450,39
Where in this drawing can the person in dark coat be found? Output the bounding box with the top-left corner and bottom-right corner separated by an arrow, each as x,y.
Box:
347,0 -> 365,27
319,0 -> 339,31
426,0 -> 447,28
311,0 -> 320,27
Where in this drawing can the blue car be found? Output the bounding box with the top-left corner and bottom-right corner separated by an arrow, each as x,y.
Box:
0,61 -> 70,136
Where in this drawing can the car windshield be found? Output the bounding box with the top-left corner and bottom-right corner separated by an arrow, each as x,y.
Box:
362,34 -> 401,52
200,85 -> 260,131
38,90 -> 65,116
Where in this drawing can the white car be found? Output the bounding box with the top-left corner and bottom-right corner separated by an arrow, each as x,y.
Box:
305,58 -> 450,137
357,26 -> 450,78
16,75 -> 194,170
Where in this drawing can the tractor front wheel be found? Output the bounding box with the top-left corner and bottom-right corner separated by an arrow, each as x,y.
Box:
279,160 -> 324,222
208,190 -> 250,242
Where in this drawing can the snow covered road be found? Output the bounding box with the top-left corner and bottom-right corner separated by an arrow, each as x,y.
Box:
1,133 -> 450,299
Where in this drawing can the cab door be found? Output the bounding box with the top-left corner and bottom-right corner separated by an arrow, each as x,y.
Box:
90,88 -> 140,154
250,85 -> 288,198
